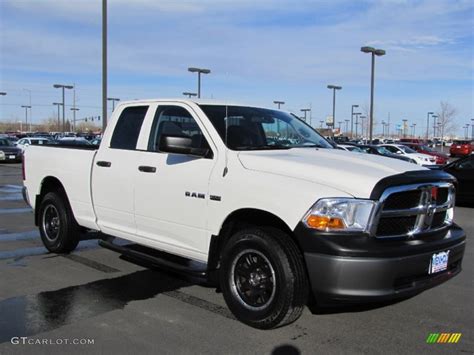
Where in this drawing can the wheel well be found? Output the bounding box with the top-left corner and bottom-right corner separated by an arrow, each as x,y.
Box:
34,176 -> 66,226
207,208 -> 302,272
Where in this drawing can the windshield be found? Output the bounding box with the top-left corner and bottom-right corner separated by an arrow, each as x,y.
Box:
374,146 -> 392,155
0,139 -> 13,146
199,105 -> 332,150
398,145 -> 416,154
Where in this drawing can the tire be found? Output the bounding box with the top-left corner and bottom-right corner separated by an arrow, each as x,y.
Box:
38,191 -> 79,253
219,227 -> 308,329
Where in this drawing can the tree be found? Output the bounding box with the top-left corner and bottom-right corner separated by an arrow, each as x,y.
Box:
436,101 -> 457,139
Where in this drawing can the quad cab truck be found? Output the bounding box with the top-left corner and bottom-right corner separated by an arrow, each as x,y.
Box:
23,99 -> 466,329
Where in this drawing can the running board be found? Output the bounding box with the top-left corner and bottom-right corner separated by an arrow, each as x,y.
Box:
98,237 -> 208,279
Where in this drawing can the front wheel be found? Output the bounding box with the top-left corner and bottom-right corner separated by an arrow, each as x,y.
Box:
39,191 -> 79,253
219,227 -> 308,329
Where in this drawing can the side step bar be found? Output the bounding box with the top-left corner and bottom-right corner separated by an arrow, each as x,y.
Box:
98,237 -> 209,279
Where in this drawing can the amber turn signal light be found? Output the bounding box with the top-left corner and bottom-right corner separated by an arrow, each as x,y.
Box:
306,215 -> 345,230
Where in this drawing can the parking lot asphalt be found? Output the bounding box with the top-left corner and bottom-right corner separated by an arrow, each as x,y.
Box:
0,163 -> 472,355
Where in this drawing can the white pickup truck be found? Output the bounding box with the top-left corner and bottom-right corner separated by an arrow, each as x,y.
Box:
23,99 -> 466,329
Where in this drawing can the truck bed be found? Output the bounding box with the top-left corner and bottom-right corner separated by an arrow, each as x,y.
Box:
24,145 -> 100,230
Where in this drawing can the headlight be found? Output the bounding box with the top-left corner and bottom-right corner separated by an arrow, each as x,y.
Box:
302,198 -> 376,233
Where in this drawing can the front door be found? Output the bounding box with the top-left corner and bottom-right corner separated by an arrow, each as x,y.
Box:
134,104 -> 216,261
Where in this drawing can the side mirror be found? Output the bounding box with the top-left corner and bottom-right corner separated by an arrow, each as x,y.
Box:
159,135 -> 210,157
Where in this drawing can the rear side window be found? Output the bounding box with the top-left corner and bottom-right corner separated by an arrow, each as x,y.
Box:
110,106 -> 148,150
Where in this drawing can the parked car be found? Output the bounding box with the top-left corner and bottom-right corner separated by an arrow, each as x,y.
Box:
400,138 -> 426,144
337,144 -> 364,153
90,137 -> 102,146
354,144 -> 417,164
449,140 -> 473,157
55,137 -> 92,146
431,155 -> 474,204
0,137 -> 22,162
379,144 -> 436,165
23,99 -> 465,329
16,137 -> 51,152
400,142 -> 449,165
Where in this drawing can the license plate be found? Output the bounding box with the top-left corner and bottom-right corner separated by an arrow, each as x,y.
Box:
429,250 -> 450,274
8,155 -> 16,159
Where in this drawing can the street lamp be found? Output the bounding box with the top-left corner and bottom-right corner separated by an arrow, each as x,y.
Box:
188,67 -> 211,98
344,119 -> 349,135
183,92 -> 197,98
53,103 -> 62,131
431,114 -> 438,138
426,112 -> 434,139
354,113 -> 361,138
350,104 -> 359,138
300,108 -> 311,122
273,100 -> 285,109
412,123 -> 417,137
70,107 -> 80,131
53,84 -> 74,132
107,97 -> 120,111
319,120 -> 324,129
466,124 -> 471,139
0,92 -> 6,96
361,46 -> 386,142
471,119 -> 474,140
327,85 -> 342,135
21,105 -> 31,132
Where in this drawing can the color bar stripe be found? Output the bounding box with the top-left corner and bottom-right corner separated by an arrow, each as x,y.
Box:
438,333 -> 450,343
448,333 -> 462,343
426,333 -> 439,343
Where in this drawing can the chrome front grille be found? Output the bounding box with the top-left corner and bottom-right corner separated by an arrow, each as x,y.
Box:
371,182 -> 455,238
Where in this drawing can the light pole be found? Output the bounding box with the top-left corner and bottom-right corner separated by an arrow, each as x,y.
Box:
102,0 -> 108,132
273,100 -> 285,109
350,104 -> 359,138
426,112 -> 433,139
70,107 -> 80,131
300,108 -> 311,122
344,119 -> 349,135
107,97 -> 120,111
21,105 -> 31,132
183,92 -> 197,98
471,119 -> 474,140
319,120 -> 324,129
53,103 -> 62,131
381,121 -> 386,137
412,123 -> 417,137
53,84 -> 74,132
361,46 -> 386,142
431,114 -> 438,139
188,67 -> 211,98
327,85 -> 342,135
402,119 -> 408,138
466,124 -> 470,139
354,113 -> 361,138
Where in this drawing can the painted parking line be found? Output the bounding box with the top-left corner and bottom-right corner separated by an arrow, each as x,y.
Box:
0,193 -> 23,201
0,207 -> 32,215
0,230 -> 39,242
0,185 -> 23,192
0,240 -> 99,260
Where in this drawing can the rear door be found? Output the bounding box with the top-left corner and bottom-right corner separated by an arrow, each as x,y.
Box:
92,104 -> 151,238
133,103 -> 217,261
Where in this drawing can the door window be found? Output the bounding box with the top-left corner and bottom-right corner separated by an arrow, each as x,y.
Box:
148,106 -> 210,153
110,106 -> 149,150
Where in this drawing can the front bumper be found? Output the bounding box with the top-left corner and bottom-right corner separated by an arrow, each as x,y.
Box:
295,224 -> 466,304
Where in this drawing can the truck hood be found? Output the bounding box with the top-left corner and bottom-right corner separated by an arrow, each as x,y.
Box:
238,148 -> 425,198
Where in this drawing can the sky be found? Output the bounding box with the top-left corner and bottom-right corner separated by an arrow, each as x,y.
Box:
0,0 -> 473,136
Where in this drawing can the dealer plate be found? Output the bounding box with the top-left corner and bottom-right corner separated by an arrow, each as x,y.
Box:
429,250 -> 450,274
8,155 -> 16,159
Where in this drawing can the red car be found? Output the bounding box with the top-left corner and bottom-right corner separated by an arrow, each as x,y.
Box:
400,142 -> 449,164
450,140 -> 473,157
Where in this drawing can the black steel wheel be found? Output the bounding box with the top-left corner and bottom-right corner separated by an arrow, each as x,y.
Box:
39,191 -> 79,253
220,227 -> 308,329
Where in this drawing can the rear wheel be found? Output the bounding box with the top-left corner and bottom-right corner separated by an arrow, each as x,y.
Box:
219,227 -> 308,329
39,191 -> 79,253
